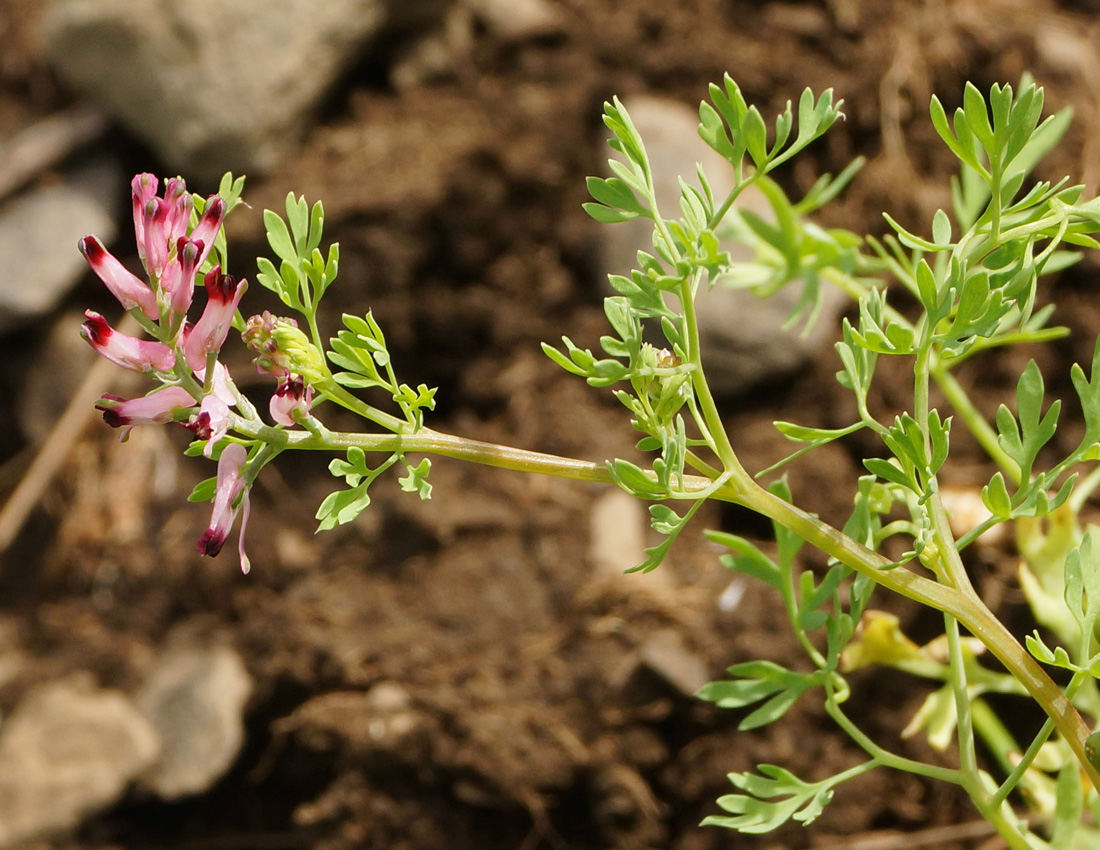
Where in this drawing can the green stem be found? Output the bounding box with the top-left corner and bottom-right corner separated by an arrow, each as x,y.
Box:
824,684 -> 960,785
945,615 -> 980,779
239,423 -> 617,485
677,272 -> 750,487
230,411 -> 1100,795
318,380 -> 411,434
738,480 -> 1100,794
991,716 -> 1055,810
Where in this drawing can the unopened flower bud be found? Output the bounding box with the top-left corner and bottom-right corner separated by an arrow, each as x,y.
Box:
243,312 -> 324,381
189,197 -> 225,267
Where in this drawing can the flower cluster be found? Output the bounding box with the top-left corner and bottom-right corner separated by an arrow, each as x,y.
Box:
242,311 -> 315,425
79,174 -> 313,573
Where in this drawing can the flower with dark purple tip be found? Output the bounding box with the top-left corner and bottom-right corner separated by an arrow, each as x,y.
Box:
81,310 -> 175,373
189,197 -> 226,268
196,442 -> 251,573
160,237 -> 204,318
95,386 -> 197,437
140,197 -> 170,279
162,178 -> 193,245
270,374 -> 313,426
183,267 -> 247,370
184,394 -> 231,457
79,235 -> 159,320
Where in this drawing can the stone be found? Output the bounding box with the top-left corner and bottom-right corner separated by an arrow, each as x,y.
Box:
40,0 -> 449,183
588,488 -> 649,577
0,676 -> 160,847
0,159 -> 120,332
596,94 -> 845,396
465,0 -> 563,41
288,682 -> 429,759
134,644 -> 253,800
637,629 -> 710,697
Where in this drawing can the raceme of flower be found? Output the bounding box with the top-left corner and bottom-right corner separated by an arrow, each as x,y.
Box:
78,173 -> 275,573
77,79 -> 1100,848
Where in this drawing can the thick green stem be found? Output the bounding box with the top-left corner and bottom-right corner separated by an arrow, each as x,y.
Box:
234,412 -> 1100,793
738,481 -> 1100,793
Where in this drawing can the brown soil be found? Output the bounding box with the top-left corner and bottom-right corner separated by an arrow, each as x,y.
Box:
3,1 -> 1100,848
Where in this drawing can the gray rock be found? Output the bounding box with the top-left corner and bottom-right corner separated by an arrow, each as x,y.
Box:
135,644 -> 253,800
40,0 -> 449,183
0,676 -> 160,848
0,160 -> 120,332
597,95 -> 845,396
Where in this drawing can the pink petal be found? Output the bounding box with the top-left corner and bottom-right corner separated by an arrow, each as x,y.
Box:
269,375 -> 312,426
163,237 -> 203,317
95,385 -> 196,428
79,235 -> 159,320
189,197 -> 226,269
131,173 -> 158,262
162,178 -> 193,244
81,310 -> 175,373
141,198 -> 170,279
196,442 -> 247,558
237,494 -> 252,575
183,268 -> 247,370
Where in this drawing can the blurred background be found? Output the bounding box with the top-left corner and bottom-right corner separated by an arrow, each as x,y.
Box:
1,1 -> 1099,848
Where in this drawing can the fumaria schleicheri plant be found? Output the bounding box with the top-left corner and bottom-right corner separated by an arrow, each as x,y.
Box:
78,75 -> 1100,847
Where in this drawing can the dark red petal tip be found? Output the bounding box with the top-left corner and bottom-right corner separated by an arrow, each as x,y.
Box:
196,528 -> 226,557
99,409 -> 130,428
79,235 -> 104,259
81,311 -> 110,344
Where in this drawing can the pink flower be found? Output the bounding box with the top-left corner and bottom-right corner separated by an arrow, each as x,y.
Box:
81,310 -> 175,372
79,236 -> 159,320
160,237 -> 204,318
270,374 -> 313,426
139,197 -> 171,279
162,178 -> 193,245
196,442 -> 252,574
189,197 -> 226,267
131,173 -> 158,266
184,394 -> 231,457
183,363 -> 237,456
183,267 -> 247,369
130,175 -> 221,285
96,386 -> 197,434
199,360 -> 238,406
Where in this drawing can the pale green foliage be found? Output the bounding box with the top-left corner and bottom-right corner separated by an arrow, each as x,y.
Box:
561,74 -> 1100,843
140,74 -> 1100,847
252,196 -> 437,531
